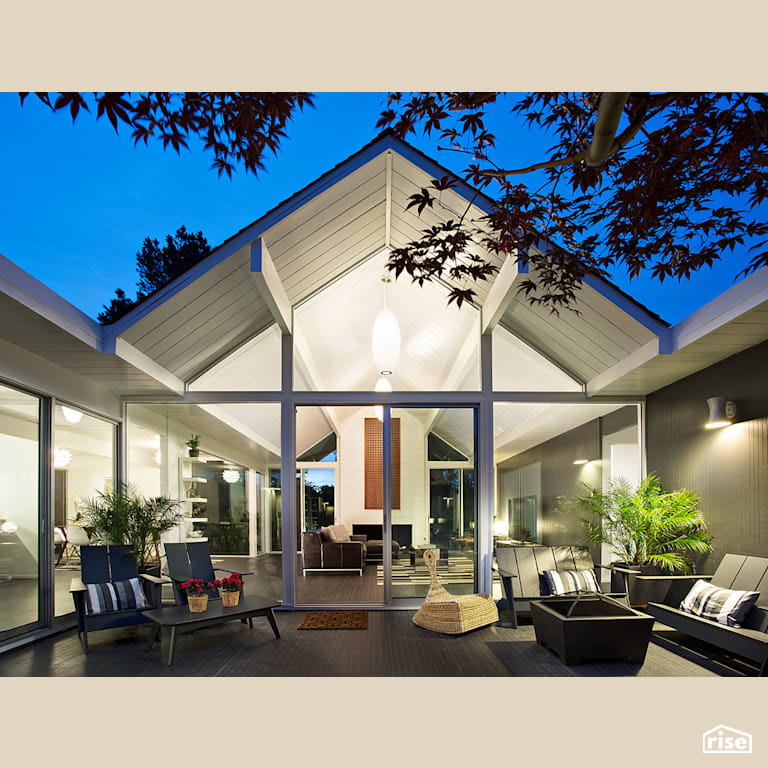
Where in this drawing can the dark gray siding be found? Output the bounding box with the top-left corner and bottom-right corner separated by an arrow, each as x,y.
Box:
646,339 -> 768,572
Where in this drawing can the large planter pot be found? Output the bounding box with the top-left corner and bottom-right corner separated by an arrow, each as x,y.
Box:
222,590 -> 241,608
187,594 -> 208,613
610,563 -> 662,608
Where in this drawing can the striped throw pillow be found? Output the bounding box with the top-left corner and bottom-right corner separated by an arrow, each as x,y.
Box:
542,569 -> 601,595
679,579 -> 759,627
85,578 -> 148,615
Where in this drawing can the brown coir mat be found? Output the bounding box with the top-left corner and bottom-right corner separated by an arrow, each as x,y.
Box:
297,610 -> 368,630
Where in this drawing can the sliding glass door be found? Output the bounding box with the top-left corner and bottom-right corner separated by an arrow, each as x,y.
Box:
388,407 -> 477,602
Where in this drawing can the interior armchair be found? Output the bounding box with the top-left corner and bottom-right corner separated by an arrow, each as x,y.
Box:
302,524 -> 366,575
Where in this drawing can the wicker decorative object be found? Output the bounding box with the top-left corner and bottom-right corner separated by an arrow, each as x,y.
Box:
222,590 -> 240,608
412,549 -> 499,635
187,594 -> 208,613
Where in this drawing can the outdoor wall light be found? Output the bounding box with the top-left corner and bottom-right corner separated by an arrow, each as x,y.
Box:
61,406 -> 83,424
706,396 -> 737,429
222,469 -> 241,484
54,448 -> 72,468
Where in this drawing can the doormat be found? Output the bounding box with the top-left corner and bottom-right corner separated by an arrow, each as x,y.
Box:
297,611 -> 368,630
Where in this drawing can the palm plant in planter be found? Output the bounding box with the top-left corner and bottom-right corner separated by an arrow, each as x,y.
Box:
559,474 -> 712,604
82,483 -> 182,572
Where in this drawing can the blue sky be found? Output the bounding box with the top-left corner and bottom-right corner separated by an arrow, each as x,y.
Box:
0,92 -> 756,325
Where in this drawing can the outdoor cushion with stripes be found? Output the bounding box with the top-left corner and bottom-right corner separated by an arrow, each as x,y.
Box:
679,579 -> 759,627
542,568 -> 601,595
85,577 -> 148,615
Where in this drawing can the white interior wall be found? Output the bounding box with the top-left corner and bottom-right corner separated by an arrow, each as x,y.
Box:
0,433 -> 38,566
336,408 -> 427,545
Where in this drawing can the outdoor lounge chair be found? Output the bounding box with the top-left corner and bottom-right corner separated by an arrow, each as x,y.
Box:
412,549 -> 499,634
643,553 -> 768,675
494,544 -> 630,628
70,545 -> 166,653
163,541 -> 252,605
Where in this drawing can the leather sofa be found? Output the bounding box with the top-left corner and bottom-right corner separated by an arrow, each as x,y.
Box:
301,524 -> 366,575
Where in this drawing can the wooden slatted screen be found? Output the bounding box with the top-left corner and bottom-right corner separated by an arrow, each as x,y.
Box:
364,417 -> 400,509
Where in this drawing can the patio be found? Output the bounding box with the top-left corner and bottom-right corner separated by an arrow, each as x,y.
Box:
0,608 -> 719,678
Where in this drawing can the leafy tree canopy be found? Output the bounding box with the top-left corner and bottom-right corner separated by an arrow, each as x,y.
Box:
25,91 -> 768,313
98,226 -> 211,324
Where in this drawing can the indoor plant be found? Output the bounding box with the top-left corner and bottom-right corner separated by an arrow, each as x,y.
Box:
186,434 -> 200,457
181,578 -> 215,612
82,483 -> 182,573
559,474 -> 712,604
215,573 -> 244,607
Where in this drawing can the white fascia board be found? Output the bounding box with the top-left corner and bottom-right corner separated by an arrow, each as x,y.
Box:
669,267 -> 768,351
110,337 -> 185,394
481,253 -> 529,334
0,253 -> 102,350
586,338 -> 661,394
250,239 -> 292,334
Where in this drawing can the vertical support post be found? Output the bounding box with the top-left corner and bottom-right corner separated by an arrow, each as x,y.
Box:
477,333 -> 494,595
382,406 -> 392,604
117,400 -> 128,486
39,396 -> 53,627
280,332 -> 295,607
638,401 -> 647,479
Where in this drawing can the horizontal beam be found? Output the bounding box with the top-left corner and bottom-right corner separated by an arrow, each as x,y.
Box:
250,238 -> 292,334
121,390 -> 643,405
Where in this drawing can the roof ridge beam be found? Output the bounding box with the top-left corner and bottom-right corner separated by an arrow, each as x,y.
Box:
250,239 -> 292,334
481,253 -> 528,335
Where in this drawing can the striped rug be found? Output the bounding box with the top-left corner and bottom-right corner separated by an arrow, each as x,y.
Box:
377,554 -> 475,586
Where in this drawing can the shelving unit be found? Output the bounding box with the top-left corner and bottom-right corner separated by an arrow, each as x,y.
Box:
179,457 -> 209,543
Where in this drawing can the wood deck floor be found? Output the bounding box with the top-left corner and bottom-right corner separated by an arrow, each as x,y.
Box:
0,609 -> 719,677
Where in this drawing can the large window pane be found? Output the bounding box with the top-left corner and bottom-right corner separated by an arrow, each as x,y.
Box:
0,383 -> 40,635
53,405 -> 116,617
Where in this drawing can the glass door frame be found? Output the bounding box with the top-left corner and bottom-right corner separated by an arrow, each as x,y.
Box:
382,404 -> 478,606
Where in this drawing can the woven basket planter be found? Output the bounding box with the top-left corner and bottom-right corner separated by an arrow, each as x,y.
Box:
412,549 -> 499,635
187,594 -> 208,613
222,590 -> 241,608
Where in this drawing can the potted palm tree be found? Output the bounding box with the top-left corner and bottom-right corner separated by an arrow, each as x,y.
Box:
559,474 -> 712,606
82,483 -> 182,573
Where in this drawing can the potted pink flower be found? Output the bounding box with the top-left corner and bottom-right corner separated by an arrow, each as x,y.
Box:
181,578 -> 215,612
215,572 -> 244,607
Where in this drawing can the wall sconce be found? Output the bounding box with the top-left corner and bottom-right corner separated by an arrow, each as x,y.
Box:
706,396 -> 737,429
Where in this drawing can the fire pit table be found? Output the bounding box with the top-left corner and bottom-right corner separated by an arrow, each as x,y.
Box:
529,593 -> 653,666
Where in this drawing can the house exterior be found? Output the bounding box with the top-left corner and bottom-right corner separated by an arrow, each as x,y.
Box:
1,131 -> 766,650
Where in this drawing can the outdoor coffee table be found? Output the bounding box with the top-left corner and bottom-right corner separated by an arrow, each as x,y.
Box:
143,595 -> 281,666
529,593 -> 653,666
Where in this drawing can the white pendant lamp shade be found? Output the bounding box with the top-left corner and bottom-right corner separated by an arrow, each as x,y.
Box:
372,307 -> 400,373
222,469 -> 241,484
54,448 -> 72,468
61,406 -> 83,424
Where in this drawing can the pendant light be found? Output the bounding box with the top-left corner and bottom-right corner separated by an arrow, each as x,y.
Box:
372,275 -> 400,374
222,469 -> 241,484
61,406 -> 83,424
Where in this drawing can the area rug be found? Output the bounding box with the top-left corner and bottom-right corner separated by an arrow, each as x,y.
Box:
297,610 -> 368,630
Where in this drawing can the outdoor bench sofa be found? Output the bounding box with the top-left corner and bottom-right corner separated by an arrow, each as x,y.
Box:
642,553 -> 768,676
494,544 -> 629,627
